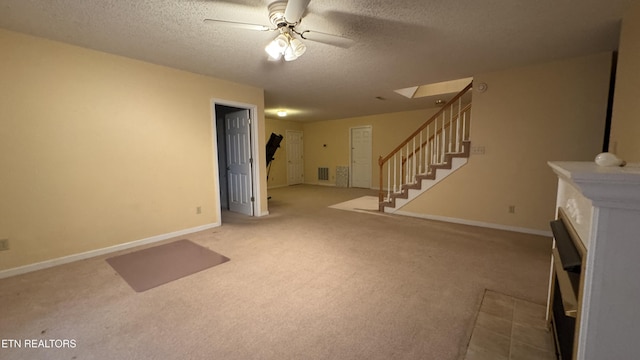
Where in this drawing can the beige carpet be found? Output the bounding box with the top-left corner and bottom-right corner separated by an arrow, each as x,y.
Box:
0,185 -> 552,360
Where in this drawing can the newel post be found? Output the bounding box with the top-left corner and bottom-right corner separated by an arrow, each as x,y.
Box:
378,155 -> 384,202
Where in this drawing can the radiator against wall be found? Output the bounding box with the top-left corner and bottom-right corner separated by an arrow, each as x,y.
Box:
318,167 -> 329,181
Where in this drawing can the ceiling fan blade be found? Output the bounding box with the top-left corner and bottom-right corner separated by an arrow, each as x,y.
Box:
284,0 -> 311,24
300,30 -> 355,49
203,19 -> 272,32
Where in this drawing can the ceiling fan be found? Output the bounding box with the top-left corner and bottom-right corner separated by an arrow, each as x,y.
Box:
203,0 -> 354,61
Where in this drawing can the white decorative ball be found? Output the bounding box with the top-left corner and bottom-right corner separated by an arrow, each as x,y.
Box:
595,152 -> 624,167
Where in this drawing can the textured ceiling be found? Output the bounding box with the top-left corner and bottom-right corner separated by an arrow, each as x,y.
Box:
0,0 -> 634,121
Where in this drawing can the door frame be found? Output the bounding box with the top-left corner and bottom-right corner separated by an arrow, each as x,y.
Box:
349,125 -> 372,189
211,99 -> 264,218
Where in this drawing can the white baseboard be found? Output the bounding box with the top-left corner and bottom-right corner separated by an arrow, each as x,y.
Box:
392,210 -> 553,237
0,222 -> 221,280
267,184 -> 289,190
304,182 -> 336,187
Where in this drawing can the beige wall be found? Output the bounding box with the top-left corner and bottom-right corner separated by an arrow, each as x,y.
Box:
264,117 -> 304,188
302,108 -> 440,187
401,52 -> 612,232
610,2 -> 640,161
0,29 -> 265,270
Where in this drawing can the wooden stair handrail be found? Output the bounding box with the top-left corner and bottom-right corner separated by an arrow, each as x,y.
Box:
403,103 -> 472,162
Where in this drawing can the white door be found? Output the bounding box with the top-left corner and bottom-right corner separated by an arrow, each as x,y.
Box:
350,126 -> 372,188
226,110 -> 253,215
286,130 -> 304,185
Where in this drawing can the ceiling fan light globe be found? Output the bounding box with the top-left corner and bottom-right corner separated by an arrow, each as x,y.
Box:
265,41 -> 283,60
267,53 -> 282,61
284,46 -> 298,61
289,38 -> 306,57
274,34 -> 289,50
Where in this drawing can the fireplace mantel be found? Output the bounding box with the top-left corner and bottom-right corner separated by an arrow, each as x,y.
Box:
548,161 -> 640,360
549,161 -> 640,210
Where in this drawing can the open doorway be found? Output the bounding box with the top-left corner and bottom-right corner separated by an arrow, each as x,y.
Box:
212,101 -> 262,218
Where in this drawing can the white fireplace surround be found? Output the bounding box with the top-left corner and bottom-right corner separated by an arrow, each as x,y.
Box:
548,161 -> 640,360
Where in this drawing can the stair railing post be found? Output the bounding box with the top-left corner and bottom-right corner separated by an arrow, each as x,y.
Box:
436,114 -> 440,164
463,112 -> 467,142
457,97 -> 462,152
434,117 -> 437,164
455,101 -> 461,152
393,152 -> 397,194
429,136 -> 433,168
401,149 -> 404,190
418,130 -> 423,174
378,156 -> 383,202
387,159 -> 391,200
440,113 -> 445,163
412,137 -> 416,183
404,144 -> 409,185
434,134 -> 438,165
424,126 -> 431,174
448,103 -> 453,153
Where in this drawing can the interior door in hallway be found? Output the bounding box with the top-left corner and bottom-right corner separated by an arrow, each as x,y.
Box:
226,110 -> 253,215
350,126 -> 372,188
286,130 -> 304,185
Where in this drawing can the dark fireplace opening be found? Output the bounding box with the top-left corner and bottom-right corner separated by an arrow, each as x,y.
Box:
551,279 -> 576,359
549,215 -> 584,360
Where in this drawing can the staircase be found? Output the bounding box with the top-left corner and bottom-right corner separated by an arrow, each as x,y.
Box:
378,82 -> 473,212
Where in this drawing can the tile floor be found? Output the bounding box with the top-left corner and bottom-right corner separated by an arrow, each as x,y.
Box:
464,290 -> 557,360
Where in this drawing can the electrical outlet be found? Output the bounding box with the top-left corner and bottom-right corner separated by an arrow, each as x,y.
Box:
508,205 -> 516,214
196,206 -> 202,214
0,239 -> 9,251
